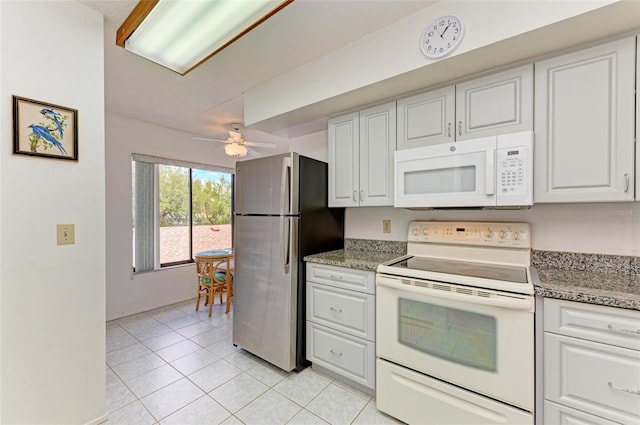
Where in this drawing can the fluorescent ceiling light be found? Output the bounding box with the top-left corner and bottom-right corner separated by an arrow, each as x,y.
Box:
117,0 -> 293,75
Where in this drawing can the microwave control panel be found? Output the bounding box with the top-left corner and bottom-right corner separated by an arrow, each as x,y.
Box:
497,147 -> 527,194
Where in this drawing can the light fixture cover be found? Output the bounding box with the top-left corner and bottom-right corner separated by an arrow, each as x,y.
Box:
121,0 -> 292,75
224,143 -> 248,157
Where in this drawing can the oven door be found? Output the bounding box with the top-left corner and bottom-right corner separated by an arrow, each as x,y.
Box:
376,274 -> 534,411
394,137 -> 496,208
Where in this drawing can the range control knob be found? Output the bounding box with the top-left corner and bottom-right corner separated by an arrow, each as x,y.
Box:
499,230 -> 506,239
413,228 -> 420,236
513,231 -> 520,240
483,228 -> 493,238
422,228 -> 430,236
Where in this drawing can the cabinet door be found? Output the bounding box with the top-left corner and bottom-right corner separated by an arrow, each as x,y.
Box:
397,86 -> 455,149
544,333 -> 640,424
455,64 -> 533,141
328,113 -> 359,207
359,102 -> 395,206
544,401 -> 619,425
534,37 -> 635,203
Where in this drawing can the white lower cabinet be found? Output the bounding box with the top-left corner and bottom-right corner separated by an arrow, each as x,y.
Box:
544,299 -> 640,424
306,263 -> 376,390
544,401 -> 619,425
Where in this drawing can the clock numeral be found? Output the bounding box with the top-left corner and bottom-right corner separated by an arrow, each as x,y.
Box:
454,28 -> 459,34
424,39 -> 430,45
452,36 -> 457,41
452,22 -> 457,27
439,20 -> 445,26
428,31 -> 434,37
432,24 -> 438,31
439,47 -> 444,52
447,42 -> 451,48
427,45 -> 432,51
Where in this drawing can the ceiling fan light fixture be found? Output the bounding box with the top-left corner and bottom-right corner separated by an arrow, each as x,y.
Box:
224,143 -> 248,158
117,0 -> 293,75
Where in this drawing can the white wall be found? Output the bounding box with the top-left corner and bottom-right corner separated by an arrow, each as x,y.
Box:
106,113 -> 237,320
289,130 -> 328,162
245,0 -> 627,127
345,204 -> 640,256
0,2 -> 106,423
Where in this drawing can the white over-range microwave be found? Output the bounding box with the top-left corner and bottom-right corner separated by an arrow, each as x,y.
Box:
394,131 -> 533,208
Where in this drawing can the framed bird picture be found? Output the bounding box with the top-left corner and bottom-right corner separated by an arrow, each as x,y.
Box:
12,95 -> 78,161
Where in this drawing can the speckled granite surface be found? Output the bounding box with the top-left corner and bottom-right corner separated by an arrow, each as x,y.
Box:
307,242 -> 640,311
533,267 -> 640,311
532,250 -> 640,311
305,239 -> 405,271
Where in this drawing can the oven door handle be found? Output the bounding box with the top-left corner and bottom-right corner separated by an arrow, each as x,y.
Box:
377,276 -> 534,311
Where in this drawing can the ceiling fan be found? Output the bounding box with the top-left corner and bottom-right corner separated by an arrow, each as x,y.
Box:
193,124 -> 277,158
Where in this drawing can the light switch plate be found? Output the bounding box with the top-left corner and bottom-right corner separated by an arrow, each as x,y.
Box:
57,224 -> 75,245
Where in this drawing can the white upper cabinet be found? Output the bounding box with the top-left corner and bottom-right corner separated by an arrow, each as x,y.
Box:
637,35 -> 640,201
328,112 -> 359,207
329,102 -> 395,207
396,64 -> 533,149
534,36 -> 636,203
455,64 -> 533,141
396,86 -> 455,149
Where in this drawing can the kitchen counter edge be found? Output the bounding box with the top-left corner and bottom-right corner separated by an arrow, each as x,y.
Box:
304,249 -> 399,272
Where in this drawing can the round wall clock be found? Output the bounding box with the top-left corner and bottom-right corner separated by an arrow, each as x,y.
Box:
420,14 -> 464,59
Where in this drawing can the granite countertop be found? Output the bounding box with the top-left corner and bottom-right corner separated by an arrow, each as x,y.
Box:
304,249 -> 401,272
305,240 -> 640,311
534,267 -> 640,311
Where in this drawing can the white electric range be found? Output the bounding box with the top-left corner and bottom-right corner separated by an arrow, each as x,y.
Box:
376,221 -> 536,425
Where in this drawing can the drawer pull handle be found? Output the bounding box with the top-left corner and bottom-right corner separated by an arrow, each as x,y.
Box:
329,275 -> 343,280
329,306 -> 343,313
607,324 -> 640,335
608,381 -> 640,396
330,349 -> 343,356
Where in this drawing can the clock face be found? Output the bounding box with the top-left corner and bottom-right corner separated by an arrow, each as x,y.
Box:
420,15 -> 464,59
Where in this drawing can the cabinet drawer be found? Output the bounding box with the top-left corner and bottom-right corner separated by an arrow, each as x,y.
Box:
306,263 -> 375,294
306,322 -> 375,389
545,299 -> 640,350
307,282 -> 375,341
544,400 -> 618,425
544,333 -> 640,424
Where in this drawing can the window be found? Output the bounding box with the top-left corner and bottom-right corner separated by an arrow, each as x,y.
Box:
132,155 -> 233,272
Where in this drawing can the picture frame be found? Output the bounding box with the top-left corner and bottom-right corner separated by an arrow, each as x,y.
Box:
12,95 -> 78,161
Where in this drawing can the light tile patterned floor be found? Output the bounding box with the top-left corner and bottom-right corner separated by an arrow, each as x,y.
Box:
106,298 -> 403,424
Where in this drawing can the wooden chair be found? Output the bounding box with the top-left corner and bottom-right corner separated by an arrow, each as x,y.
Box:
214,255 -> 234,314
195,256 -> 227,317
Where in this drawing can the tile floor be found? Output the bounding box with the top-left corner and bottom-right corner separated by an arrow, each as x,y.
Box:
106,298 -> 403,424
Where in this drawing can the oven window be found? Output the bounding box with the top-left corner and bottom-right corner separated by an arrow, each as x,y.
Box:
404,166 -> 475,194
398,298 -> 497,371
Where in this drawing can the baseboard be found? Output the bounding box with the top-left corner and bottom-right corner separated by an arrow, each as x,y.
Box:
85,413 -> 108,425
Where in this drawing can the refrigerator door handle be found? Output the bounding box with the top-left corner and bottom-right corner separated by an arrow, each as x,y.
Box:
281,217 -> 291,274
281,156 -> 292,214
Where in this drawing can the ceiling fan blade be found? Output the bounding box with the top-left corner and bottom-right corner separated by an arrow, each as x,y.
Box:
192,137 -> 231,144
244,141 -> 277,148
247,147 -> 262,157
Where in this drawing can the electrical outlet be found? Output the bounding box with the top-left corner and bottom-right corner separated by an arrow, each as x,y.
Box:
383,220 -> 391,234
56,224 -> 75,245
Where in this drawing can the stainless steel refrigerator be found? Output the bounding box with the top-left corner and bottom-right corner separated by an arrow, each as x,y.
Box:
232,152 -> 344,372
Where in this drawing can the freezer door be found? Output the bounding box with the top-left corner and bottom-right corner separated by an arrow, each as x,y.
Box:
232,215 -> 299,371
235,153 -> 300,215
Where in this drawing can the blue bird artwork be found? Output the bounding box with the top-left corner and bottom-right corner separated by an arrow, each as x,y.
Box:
40,108 -> 64,138
28,124 -> 67,155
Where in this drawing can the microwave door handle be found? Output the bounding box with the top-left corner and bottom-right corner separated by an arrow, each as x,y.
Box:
485,149 -> 495,196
